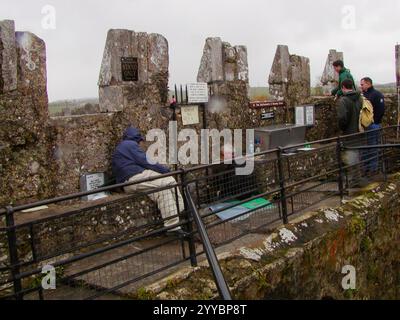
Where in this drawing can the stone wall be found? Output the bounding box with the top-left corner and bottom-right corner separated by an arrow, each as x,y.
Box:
50,114 -> 115,195
1,21 -> 399,207
0,24 -> 174,206
143,174 -> 400,300
0,20 -> 56,206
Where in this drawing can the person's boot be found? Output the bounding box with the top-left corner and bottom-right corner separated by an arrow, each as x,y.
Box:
166,227 -> 189,238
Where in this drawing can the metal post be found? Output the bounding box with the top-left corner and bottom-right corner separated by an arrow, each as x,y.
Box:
397,86 -> 400,139
396,44 -> 400,138
184,186 -> 232,300
336,137 -> 345,199
5,206 -> 23,300
380,128 -> 388,181
180,85 -> 184,105
277,148 -> 289,224
180,171 -> 198,267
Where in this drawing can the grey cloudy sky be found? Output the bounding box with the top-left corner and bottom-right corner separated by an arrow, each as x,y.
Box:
2,0 -> 400,101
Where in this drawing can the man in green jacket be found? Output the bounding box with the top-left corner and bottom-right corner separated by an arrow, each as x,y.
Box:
331,60 -> 356,98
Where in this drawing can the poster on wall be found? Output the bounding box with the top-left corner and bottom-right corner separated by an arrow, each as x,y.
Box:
181,106 -> 200,126
80,173 -> 109,201
295,107 -> 305,126
187,83 -> 209,104
305,106 -> 315,126
296,105 -> 315,126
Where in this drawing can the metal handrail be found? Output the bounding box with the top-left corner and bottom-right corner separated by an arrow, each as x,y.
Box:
183,185 -> 232,300
344,144 -> 400,150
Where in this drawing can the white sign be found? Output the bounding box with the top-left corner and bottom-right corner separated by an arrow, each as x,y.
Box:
296,106 -> 315,126
181,106 -> 200,126
305,106 -> 315,126
187,83 -> 209,104
296,107 -> 305,126
80,173 -> 109,201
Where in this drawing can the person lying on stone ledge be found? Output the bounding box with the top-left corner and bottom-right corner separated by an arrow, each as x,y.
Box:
112,127 -> 186,237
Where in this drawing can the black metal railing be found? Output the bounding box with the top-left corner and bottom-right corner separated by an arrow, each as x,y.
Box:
1,126 -> 400,301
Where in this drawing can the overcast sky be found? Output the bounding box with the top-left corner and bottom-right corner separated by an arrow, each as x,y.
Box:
2,0 -> 400,101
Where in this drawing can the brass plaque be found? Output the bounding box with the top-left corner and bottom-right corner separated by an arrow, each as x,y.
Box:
121,57 -> 138,82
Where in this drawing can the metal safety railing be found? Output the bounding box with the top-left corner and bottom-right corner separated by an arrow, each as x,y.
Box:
1,126 -> 400,300
183,185 -> 232,300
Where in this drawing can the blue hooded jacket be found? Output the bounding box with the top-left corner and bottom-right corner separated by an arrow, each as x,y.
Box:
112,127 -> 170,184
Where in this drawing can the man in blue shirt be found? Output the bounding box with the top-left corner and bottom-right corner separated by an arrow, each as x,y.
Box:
360,77 -> 385,174
112,127 -> 184,235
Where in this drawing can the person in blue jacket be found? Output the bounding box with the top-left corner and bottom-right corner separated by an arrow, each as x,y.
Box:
112,127 -> 184,235
360,77 -> 386,174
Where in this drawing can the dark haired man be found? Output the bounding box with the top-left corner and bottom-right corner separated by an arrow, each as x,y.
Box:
331,60 -> 356,98
337,79 -> 363,187
360,77 -> 385,174
360,77 -> 385,125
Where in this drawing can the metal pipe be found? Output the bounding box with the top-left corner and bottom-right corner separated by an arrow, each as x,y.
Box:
344,144 -> 400,150
277,148 -> 289,224
0,170 -> 184,215
336,138 -> 345,199
5,206 -> 23,300
184,186 -> 232,300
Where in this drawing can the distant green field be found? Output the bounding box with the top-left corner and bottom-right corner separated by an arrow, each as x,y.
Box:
49,98 -> 99,115
49,84 -> 396,114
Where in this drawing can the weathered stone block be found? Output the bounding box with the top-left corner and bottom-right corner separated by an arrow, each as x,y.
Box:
0,20 -> 17,93
268,45 -> 310,106
98,29 -> 169,113
288,55 -> 311,106
147,33 -> 169,76
235,45 -> 249,83
98,29 -> 168,87
15,32 -> 48,107
99,86 -> 124,113
0,23 -> 52,207
198,37 -> 224,83
268,45 -> 290,84
197,38 -> 249,85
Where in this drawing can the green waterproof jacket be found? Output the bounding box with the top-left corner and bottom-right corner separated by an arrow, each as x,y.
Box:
331,68 -> 356,97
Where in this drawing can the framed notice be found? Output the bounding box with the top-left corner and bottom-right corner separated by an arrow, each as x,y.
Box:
181,106 -> 200,126
295,107 -> 305,126
305,105 -> 315,126
80,173 -> 109,201
187,83 -> 209,104
261,112 -> 275,120
121,57 -> 138,82
295,105 -> 315,126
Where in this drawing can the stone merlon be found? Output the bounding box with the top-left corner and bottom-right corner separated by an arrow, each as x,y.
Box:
0,20 -> 17,93
197,37 -> 249,84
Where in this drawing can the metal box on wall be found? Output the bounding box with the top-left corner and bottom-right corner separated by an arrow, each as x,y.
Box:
255,125 -> 307,151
